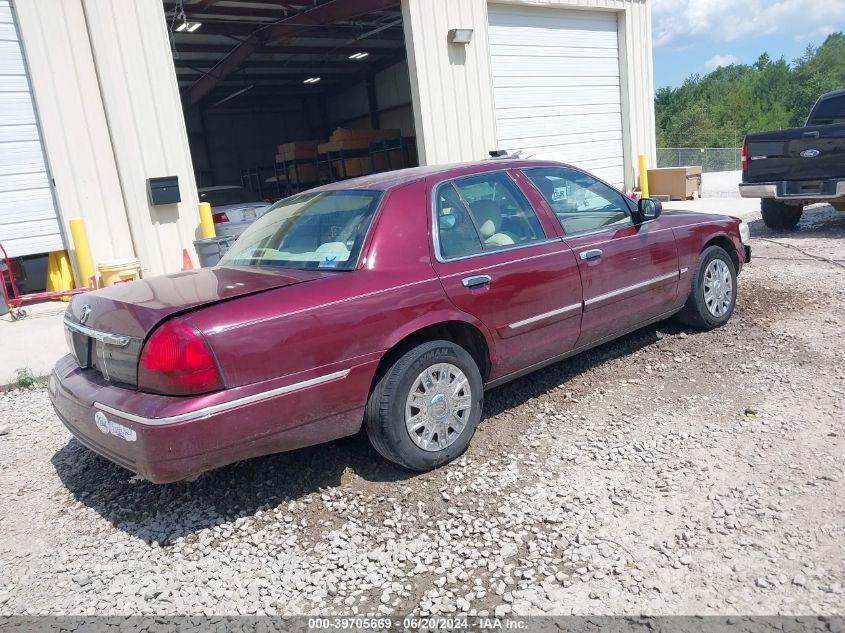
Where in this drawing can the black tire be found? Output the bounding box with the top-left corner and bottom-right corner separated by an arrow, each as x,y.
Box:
677,245 -> 737,330
761,199 -> 802,230
364,340 -> 484,471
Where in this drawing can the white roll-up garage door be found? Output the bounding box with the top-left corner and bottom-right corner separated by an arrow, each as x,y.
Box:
488,4 -> 625,188
0,0 -> 63,258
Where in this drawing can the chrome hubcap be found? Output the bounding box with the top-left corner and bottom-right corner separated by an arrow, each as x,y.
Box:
405,363 -> 472,452
703,259 -> 733,317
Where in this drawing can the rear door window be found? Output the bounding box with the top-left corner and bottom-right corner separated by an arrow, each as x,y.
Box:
434,172 -> 546,260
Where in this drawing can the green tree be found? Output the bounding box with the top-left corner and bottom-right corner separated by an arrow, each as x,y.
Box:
655,34 -> 845,147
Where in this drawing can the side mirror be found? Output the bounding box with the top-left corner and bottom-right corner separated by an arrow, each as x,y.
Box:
636,198 -> 662,223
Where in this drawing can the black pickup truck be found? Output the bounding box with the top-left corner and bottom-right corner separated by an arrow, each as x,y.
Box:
740,89 -> 845,229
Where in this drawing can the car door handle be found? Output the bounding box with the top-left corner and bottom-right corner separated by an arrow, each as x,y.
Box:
579,249 -> 603,261
462,274 -> 492,288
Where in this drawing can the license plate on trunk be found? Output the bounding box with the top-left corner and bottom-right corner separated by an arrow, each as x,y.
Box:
65,328 -> 90,368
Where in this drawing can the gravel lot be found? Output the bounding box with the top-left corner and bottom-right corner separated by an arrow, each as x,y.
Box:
1,205 -> 843,617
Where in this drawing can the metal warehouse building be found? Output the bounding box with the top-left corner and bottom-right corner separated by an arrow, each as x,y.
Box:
1,0 -> 654,282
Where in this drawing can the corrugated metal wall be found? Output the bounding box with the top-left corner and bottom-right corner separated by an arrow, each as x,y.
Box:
14,0 -> 198,279
403,0 -> 655,188
0,0 -> 64,258
82,0 -> 199,276
14,0 -> 133,278
401,0 -> 498,165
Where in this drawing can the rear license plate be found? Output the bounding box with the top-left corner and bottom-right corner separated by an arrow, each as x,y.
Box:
65,329 -> 90,368
241,208 -> 256,221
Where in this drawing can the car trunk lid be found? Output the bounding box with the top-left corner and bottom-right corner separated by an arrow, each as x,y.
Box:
63,266 -> 327,387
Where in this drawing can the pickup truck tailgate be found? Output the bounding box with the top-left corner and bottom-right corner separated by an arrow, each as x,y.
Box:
744,123 -> 845,183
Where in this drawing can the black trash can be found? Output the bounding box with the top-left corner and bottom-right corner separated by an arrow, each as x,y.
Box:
193,236 -> 237,268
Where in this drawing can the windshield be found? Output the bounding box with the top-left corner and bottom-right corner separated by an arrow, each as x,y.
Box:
199,188 -> 262,207
219,190 -> 383,271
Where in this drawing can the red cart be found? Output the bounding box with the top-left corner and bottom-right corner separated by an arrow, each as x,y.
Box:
0,242 -> 95,321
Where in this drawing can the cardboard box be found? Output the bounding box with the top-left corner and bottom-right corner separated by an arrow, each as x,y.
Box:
287,163 -> 320,185
647,166 -> 702,200
336,157 -> 372,178
321,127 -> 402,152
277,140 -> 324,161
317,141 -> 341,154
371,149 -> 405,173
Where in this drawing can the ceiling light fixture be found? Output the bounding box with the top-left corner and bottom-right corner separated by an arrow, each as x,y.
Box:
176,21 -> 202,33
303,77 -> 321,84
349,52 -> 369,60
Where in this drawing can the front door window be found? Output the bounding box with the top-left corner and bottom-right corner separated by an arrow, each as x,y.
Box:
522,167 -> 633,236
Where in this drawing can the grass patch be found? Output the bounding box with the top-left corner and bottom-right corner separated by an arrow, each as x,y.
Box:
11,368 -> 49,391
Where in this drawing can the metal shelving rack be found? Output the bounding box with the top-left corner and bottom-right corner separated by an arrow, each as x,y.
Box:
368,137 -> 417,172
316,147 -> 371,184
272,157 -> 320,198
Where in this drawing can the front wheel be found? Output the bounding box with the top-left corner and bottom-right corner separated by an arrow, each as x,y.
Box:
761,199 -> 802,230
677,245 -> 737,330
364,340 -> 483,471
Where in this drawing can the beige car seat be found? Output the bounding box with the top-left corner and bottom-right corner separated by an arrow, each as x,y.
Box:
470,200 -> 517,247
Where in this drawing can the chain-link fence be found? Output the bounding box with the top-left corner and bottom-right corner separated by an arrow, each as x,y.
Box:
656,148 -> 742,173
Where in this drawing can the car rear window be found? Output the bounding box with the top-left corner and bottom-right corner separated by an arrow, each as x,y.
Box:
219,190 -> 383,271
199,188 -> 262,206
808,95 -> 845,125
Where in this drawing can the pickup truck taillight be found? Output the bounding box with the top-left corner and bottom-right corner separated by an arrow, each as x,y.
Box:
741,142 -> 748,172
138,318 -> 224,396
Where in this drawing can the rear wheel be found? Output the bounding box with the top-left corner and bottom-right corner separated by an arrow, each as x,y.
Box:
761,199 -> 802,230
677,245 -> 737,330
364,340 -> 483,471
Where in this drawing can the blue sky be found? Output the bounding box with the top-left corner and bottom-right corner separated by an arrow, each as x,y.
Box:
652,0 -> 845,89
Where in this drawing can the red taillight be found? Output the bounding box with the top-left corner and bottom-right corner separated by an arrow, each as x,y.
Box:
212,212 -> 229,224
741,142 -> 748,172
138,318 -> 223,395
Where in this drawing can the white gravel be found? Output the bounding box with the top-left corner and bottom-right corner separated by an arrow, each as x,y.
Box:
1,205 -> 843,617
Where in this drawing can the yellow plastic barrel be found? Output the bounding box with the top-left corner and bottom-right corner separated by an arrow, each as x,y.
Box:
46,250 -> 76,300
98,258 -> 142,287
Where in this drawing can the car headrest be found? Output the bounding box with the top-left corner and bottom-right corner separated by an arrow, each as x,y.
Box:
469,200 -> 501,239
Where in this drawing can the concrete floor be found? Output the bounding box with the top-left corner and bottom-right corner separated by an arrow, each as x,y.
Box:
1,301 -> 67,388
0,171 -> 762,389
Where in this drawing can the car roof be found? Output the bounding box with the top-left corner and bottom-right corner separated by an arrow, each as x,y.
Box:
819,88 -> 845,100
312,159 -> 573,193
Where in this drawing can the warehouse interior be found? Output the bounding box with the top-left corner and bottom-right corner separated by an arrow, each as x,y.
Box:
165,0 -> 417,201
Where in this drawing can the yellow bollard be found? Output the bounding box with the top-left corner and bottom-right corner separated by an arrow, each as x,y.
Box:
638,154 -> 650,199
198,202 -> 216,239
68,218 -> 96,288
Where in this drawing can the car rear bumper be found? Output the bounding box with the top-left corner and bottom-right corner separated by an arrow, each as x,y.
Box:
48,354 -> 374,483
214,220 -> 252,238
739,180 -> 845,200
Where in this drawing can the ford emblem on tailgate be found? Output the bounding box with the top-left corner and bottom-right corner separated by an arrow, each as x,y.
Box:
800,149 -> 821,158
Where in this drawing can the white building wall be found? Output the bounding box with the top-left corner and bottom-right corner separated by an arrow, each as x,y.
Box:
403,0 -> 655,189
14,0 -> 199,279
81,0 -> 199,276
12,0 -> 133,278
401,0 -> 498,166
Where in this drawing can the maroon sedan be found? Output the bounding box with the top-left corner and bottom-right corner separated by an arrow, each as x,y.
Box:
49,160 -> 750,482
